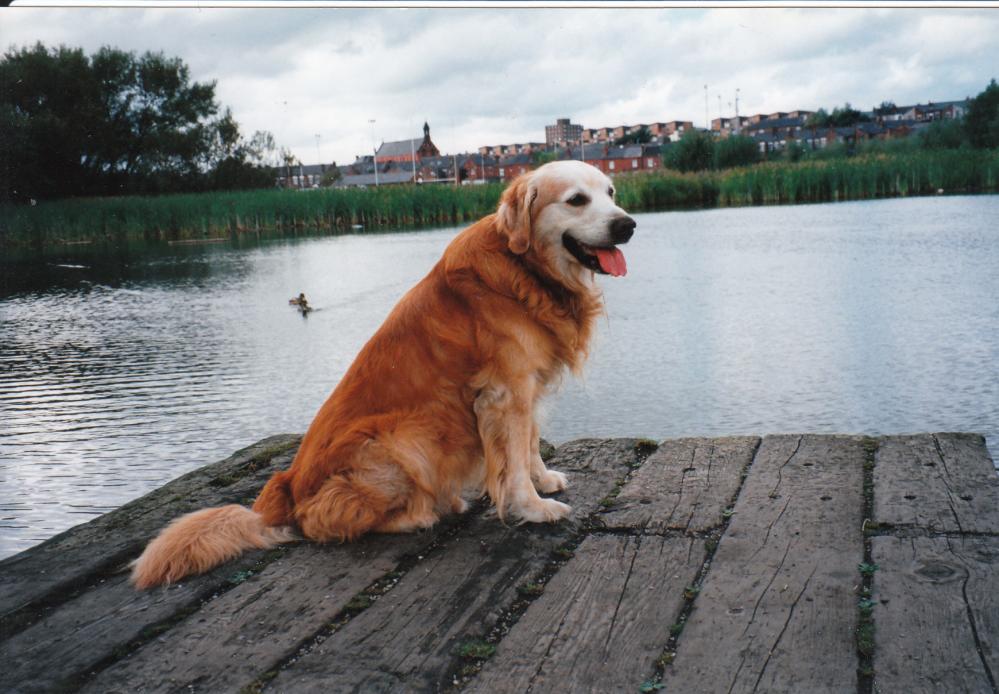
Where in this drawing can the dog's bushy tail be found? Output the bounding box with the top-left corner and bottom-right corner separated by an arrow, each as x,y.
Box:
130,505 -> 296,589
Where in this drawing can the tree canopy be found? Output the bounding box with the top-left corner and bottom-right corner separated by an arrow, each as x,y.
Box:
614,126 -> 652,146
662,131 -> 759,172
663,130 -> 715,172
0,43 -> 278,201
965,78 -> 999,149
806,103 -> 870,129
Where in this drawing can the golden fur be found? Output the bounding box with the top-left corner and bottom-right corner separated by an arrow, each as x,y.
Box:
132,161 -> 635,589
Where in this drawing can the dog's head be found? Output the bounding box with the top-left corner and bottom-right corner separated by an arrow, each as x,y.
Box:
496,160 -> 636,285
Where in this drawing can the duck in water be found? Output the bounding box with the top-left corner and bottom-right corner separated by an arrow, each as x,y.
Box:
289,292 -> 312,315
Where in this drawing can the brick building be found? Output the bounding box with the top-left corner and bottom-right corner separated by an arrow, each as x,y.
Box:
545,118 -> 583,148
375,122 -> 441,163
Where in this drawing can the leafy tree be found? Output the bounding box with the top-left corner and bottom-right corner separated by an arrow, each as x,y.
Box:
663,130 -> 714,172
965,78 -> 999,149
805,109 -> 830,128
614,126 -> 652,145
321,166 -> 342,187
806,104 -> 869,129
785,141 -> 810,162
0,42 -> 277,201
0,44 -> 98,199
828,103 -> 869,127
874,101 -> 898,117
919,119 -> 967,150
532,150 -> 558,166
277,148 -> 302,187
714,135 -> 759,169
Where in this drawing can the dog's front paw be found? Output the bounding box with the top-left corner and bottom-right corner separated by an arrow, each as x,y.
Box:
535,470 -> 568,494
515,498 -> 572,524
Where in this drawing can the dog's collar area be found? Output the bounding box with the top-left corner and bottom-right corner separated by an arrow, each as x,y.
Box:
562,231 -> 611,275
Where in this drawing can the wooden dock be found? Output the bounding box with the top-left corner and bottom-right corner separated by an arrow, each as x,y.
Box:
1,433 -> 997,693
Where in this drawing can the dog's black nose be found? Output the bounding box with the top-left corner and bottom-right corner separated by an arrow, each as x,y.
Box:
609,215 -> 636,244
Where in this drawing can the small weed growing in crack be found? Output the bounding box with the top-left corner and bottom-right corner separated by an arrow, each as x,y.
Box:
517,582 -> 545,597
227,570 -> 255,586
669,619 -> 686,637
682,585 -> 700,601
456,640 -> 496,659
858,562 -> 879,577
639,680 -> 665,692
856,621 -> 876,656
345,594 -> 373,610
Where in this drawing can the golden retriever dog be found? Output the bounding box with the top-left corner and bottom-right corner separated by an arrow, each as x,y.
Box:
131,160 -> 635,589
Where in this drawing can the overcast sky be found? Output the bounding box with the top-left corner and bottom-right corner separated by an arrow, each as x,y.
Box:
3,4 -> 998,165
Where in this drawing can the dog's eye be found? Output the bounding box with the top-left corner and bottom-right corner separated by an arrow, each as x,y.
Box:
608,187 -> 615,197
566,193 -> 589,207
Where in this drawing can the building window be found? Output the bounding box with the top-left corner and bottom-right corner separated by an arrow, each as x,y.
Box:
609,161 -> 615,170
499,168 -> 505,177
647,158 -> 654,167
632,159 -> 638,168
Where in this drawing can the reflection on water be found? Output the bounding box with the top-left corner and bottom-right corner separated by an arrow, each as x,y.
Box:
1,195 -> 997,557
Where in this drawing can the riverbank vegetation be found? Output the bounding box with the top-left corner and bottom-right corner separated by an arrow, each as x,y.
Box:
4,148 -> 998,248
0,183 -> 507,246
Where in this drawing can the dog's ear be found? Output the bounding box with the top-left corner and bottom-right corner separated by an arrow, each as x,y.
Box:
497,173 -> 537,255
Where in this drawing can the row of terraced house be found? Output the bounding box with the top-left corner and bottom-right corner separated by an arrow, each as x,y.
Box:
275,99 -> 969,189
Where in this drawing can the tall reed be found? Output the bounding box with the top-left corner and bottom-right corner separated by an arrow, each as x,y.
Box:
3,150 -> 998,248
0,183 -> 506,247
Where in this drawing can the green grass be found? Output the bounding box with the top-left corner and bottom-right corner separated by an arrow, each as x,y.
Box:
0,183 -> 506,247
714,149 -> 999,207
3,149 -> 998,248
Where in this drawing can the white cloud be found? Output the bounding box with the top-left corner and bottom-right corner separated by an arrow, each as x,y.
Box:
2,6 -> 996,165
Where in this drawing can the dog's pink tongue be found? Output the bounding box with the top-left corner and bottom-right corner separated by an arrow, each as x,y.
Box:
595,247 -> 627,277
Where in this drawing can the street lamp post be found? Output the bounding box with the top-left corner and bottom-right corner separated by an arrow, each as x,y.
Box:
369,119 -> 379,187
704,84 -> 708,130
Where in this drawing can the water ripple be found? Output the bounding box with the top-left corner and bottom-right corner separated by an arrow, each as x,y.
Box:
1,197 -> 997,558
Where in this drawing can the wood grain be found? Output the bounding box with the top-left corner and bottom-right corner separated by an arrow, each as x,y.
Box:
664,435 -> 866,693
874,433 -> 999,533
602,436 -> 759,533
872,535 -> 999,693
469,534 -> 702,694
265,439 -> 641,693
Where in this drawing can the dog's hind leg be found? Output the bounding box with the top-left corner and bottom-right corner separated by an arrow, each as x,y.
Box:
294,432 -> 448,541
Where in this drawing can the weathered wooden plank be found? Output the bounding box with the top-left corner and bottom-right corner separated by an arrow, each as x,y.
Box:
79,537 -> 432,694
0,548 -> 285,694
468,533 -> 702,694
664,435 -> 865,693
602,436 -> 759,533
0,434 -> 301,626
266,438 -> 641,693
872,535 -> 999,693
874,433 -> 999,533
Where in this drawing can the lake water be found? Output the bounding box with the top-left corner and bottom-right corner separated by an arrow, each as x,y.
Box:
1,195 -> 997,558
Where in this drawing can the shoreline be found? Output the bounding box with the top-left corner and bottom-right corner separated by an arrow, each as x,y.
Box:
3,149 -> 998,251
